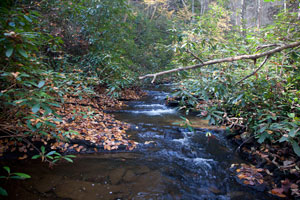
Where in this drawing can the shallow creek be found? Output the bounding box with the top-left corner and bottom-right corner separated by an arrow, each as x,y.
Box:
3,84 -> 272,200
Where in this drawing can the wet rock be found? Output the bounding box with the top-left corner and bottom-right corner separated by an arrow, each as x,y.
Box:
166,100 -> 179,107
136,165 -> 150,174
209,186 -> 221,194
129,170 -> 165,198
123,170 -> 136,182
30,174 -> 63,193
110,168 -> 126,185
227,191 -> 248,199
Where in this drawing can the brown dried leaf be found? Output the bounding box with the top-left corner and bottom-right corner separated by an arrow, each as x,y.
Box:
270,188 -> 286,198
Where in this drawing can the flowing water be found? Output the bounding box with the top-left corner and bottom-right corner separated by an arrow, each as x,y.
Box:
3,84 -> 272,200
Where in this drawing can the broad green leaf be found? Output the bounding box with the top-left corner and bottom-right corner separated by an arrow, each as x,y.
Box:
66,155 -> 76,158
36,122 -> 42,129
5,48 -> 13,57
41,104 -> 52,115
26,120 -> 36,131
258,132 -> 269,143
46,155 -> 53,159
32,155 -> 41,159
11,173 -> 31,179
279,135 -> 289,143
41,146 -> 45,153
3,166 -> 10,174
288,129 -> 296,137
37,81 -> 45,88
288,113 -> 295,119
39,131 -> 48,136
258,126 -> 267,133
32,103 -> 40,113
64,157 -> 73,163
24,15 -> 32,22
45,121 -> 56,127
17,48 -> 28,58
0,187 -> 8,196
46,151 -> 57,156
292,140 -> 300,157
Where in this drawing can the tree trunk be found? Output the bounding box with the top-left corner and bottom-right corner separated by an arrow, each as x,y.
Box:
257,0 -> 262,29
241,0 -> 246,36
191,0 -> 195,22
181,0 -> 187,8
199,0 -> 203,15
150,5 -> 157,21
298,2 -> 300,19
283,0 -> 287,13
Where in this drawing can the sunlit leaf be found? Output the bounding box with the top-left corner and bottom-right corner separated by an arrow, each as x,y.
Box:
24,15 -> 32,22
11,173 -> 31,179
3,166 -> 10,174
5,48 -> 13,57
17,48 -> 28,58
38,81 -> 45,88
32,103 -> 40,113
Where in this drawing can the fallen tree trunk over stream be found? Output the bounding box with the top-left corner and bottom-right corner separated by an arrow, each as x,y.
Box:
139,41 -> 300,83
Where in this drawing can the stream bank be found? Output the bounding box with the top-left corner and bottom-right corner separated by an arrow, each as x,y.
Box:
1,84 -> 276,200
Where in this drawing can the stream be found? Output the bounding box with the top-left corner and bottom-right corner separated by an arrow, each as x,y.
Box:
3,84 -> 272,200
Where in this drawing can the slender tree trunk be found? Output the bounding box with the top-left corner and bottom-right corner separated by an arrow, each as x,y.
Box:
199,0 -> 203,15
203,0 -> 207,15
181,0 -> 187,8
150,5 -> 157,21
192,0 -> 195,22
235,0 -> 239,26
240,0 -> 246,36
123,0 -> 130,23
257,0 -> 262,29
298,2 -> 300,19
283,0 -> 287,13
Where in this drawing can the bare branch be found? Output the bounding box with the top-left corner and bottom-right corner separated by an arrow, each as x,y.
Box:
235,55 -> 270,85
139,41 -> 300,81
256,44 -> 280,51
186,49 -> 204,64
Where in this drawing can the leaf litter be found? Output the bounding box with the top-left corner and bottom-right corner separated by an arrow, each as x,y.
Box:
0,87 -> 146,159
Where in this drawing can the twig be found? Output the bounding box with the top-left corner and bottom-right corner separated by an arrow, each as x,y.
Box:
151,75 -> 157,84
235,135 -> 255,153
186,49 -> 204,64
235,55 -> 270,85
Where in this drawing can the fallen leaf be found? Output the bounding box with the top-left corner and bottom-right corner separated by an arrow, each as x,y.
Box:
271,188 -> 286,198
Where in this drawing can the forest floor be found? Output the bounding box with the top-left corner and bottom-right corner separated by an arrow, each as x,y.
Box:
0,86 -> 146,162
229,134 -> 300,199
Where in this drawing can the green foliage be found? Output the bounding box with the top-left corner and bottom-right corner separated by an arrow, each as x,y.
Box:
0,166 -> 31,196
171,6 -> 300,156
0,0 -> 176,164
32,146 -> 76,163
